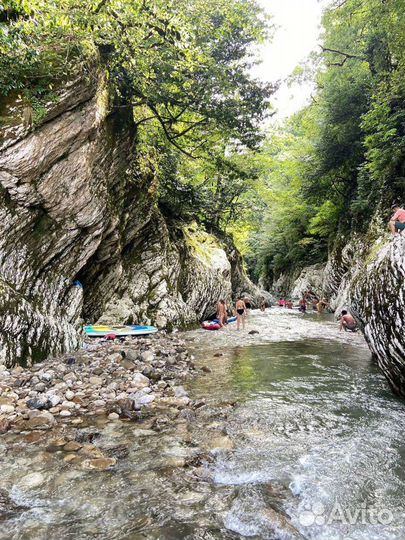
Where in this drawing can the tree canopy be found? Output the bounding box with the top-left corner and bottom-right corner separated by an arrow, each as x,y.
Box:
247,0 -> 405,286
0,0 -> 273,154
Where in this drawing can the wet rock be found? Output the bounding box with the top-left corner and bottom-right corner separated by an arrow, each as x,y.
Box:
79,444 -> 105,459
24,431 -> 44,443
104,444 -> 129,459
132,428 -> 157,437
63,441 -> 82,452
81,457 -> 117,470
207,435 -> 235,452
74,430 -> 100,444
17,472 -> 46,490
261,508 -> 306,539
0,489 -> 29,521
201,366 -> 212,373
0,418 -> 11,434
248,330 -> 259,335
46,438 -> 67,452
28,411 -> 56,428
64,453 -> 81,464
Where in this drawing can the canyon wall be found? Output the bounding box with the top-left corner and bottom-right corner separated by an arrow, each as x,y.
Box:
287,232 -> 405,397
0,76 -> 261,366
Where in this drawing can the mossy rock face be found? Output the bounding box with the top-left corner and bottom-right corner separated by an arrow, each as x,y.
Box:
0,70 -> 265,366
321,232 -> 405,398
0,73 -> 133,366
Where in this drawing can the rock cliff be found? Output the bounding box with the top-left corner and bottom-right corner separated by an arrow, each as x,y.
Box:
0,76 -> 260,366
286,232 -> 405,397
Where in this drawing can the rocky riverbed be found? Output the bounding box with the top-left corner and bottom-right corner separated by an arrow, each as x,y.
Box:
0,333 -> 208,445
0,332 -> 254,540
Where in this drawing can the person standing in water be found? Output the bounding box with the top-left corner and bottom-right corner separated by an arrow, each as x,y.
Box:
217,299 -> 228,327
243,296 -> 252,319
235,297 -> 246,330
317,298 -> 330,313
298,297 -> 307,313
260,297 -> 266,312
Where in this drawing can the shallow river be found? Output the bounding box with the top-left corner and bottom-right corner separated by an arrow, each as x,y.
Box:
2,308 -> 405,540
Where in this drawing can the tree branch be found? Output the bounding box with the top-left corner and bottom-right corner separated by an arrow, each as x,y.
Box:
320,46 -> 364,66
93,0 -> 109,14
146,103 -> 197,158
171,117 -> 207,139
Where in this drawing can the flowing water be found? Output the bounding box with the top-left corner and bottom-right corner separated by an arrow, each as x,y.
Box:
2,308 -> 405,540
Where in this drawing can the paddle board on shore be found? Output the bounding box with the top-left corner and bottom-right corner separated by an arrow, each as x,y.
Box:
84,325 -> 158,337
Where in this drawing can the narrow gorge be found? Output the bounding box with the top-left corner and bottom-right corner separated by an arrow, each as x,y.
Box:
2,1 -> 405,539
272,231 -> 405,398
0,74 -> 263,367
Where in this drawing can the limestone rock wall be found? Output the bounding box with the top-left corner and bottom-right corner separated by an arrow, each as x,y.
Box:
286,232 -> 405,397
0,76 -> 260,366
289,263 -> 327,300
350,236 -> 405,396
97,218 -> 234,329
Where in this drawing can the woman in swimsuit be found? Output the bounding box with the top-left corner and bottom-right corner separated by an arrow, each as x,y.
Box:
235,298 -> 246,330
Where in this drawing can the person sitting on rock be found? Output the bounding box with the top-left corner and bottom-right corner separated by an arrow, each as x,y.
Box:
286,300 -> 293,309
217,299 -> 228,327
388,204 -> 405,236
339,310 -> 357,332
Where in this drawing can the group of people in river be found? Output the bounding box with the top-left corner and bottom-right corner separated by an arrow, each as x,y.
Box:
217,296 -> 257,330
277,290 -> 330,314
216,293 -> 357,333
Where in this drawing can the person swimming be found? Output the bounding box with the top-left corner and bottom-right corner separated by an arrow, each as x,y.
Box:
317,298 -> 330,313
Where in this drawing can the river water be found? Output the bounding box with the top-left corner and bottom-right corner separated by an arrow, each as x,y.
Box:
2,308 -> 405,540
